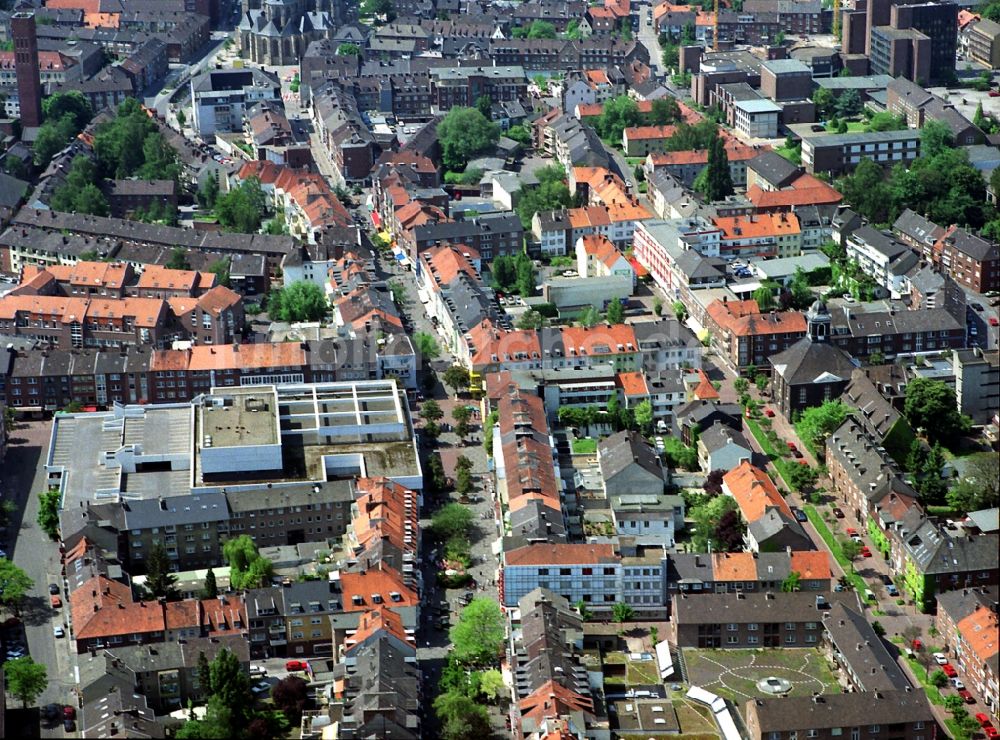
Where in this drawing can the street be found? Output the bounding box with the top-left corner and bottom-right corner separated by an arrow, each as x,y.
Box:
2,419 -> 78,738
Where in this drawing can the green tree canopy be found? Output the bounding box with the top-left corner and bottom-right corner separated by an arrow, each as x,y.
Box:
442,365 -> 471,395
337,43 -> 361,55
434,690 -> 491,740
223,535 -> 274,590
215,176 -> 268,233
946,452 -> 1000,513
526,20 -> 557,38
267,281 -> 328,323
612,602 -> 634,622
0,558 -> 33,613
450,597 -> 505,665
3,656 -> 47,707
796,400 -> 850,452
649,97 -> 681,125
903,377 -> 971,446
42,90 -> 93,131
37,488 -> 61,540
596,95 -> 641,142
437,107 -> 500,172
432,503 -> 474,542
144,543 -> 180,600
693,134 -> 734,201
515,164 -> 572,228
414,331 -> 441,359
752,285 -> 775,311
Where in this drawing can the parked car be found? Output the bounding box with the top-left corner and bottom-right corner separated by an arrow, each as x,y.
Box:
942,664 -> 958,677
50,595 -> 61,608
63,706 -> 76,720
887,585 -> 898,596
977,714 -> 993,727
792,508 -> 807,523
764,408 -> 775,418
251,681 -> 271,695
846,527 -> 857,536
934,652 -> 949,665
48,584 -> 60,595
880,574 -> 892,586
53,625 -> 65,638
285,660 -> 309,672
951,678 -> 966,690
860,546 -> 872,557
832,508 -> 845,519
990,317 -> 999,327
912,639 -> 922,651
958,689 -> 974,703
63,720 -> 75,732
786,441 -> 797,451
985,726 -> 999,739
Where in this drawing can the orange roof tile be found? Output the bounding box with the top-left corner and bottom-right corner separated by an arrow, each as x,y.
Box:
339,564 -> 418,612
149,342 -> 306,373
505,543 -> 616,567
352,477 -> 420,559
723,461 -> 792,523
195,285 -> 242,315
616,371 -> 648,397
692,369 -> 720,400
344,607 -> 413,653
624,125 -> 679,141
789,551 -> 834,581
519,681 -> 595,725
730,310 -> 807,337
560,324 -> 638,357
136,264 -> 200,292
711,552 -> 756,582
421,243 -> 479,287
584,69 -> 611,86
200,596 -> 246,634
957,605 -> 999,663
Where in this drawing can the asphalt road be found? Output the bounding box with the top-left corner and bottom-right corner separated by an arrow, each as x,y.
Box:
2,420 -> 77,738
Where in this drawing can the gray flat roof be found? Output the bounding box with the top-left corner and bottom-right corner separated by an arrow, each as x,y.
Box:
804,128 -> 920,147
735,98 -> 782,114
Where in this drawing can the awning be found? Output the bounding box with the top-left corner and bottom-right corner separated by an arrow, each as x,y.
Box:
371,211 -> 381,228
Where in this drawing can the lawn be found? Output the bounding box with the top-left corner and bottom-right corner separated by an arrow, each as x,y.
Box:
803,505 -> 868,595
902,655 -> 945,706
744,417 -> 797,489
775,144 -> 801,164
571,437 -> 597,454
683,648 -> 840,705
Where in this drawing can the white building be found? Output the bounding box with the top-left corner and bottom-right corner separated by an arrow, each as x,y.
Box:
190,68 -> 281,138
733,99 -> 781,139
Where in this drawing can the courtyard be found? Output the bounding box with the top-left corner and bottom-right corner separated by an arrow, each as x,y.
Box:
682,648 -> 842,705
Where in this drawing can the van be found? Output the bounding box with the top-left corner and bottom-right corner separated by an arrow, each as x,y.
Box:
250,664 -> 267,678
864,589 -> 876,602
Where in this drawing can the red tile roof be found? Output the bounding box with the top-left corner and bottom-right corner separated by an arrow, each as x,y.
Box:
723,461 -> 792,523
504,543 -> 616,566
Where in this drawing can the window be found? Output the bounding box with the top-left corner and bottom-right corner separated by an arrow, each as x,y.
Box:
870,726 -> 879,734
785,634 -> 797,644
748,623 -> 758,631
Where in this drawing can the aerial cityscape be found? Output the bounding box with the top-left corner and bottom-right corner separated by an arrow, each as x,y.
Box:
0,0 -> 997,738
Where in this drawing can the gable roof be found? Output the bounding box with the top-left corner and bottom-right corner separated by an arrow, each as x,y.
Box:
723,461 -> 792,523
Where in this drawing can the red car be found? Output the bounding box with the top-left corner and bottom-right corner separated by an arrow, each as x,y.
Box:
860,546 -> 872,557
990,317 -> 999,327
846,527 -> 858,536
942,664 -> 958,678
985,727 -> 999,739
786,441 -> 797,451
912,639 -> 922,651
798,459 -> 809,465
959,689 -> 974,703
989,90 -> 1000,97
764,408 -> 775,418
285,660 -> 309,672
976,714 -> 992,727
63,706 -> 76,720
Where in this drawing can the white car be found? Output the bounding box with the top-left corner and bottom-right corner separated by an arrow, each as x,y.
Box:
53,626 -> 65,638
933,653 -> 949,665
951,678 -> 965,690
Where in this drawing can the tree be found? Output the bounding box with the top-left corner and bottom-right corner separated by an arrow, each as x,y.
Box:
166,247 -> 191,271
271,675 -> 309,724
929,669 -> 948,688
796,400 -> 850,452
663,437 -> 698,471
517,309 -> 545,330
812,87 -> 834,119
944,695 -> 966,714
210,647 -> 253,726
650,97 -> 681,125
32,114 -> 78,167
197,651 -> 212,697
652,297 -> 663,316
361,0 -> 395,21
201,569 -> 218,599
455,466 -> 473,496
752,285 -> 775,311
421,399 -> 444,424
223,535 -> 273,590
690,495 -> 738,551
478,668 -> 506,701
3,656 -> 47,707
596,95 -> 641,143
175,108 -> 186,129
574,599 -> 593,620
920,119 -> 953,158
434,690 -> 491,740
198,175 -> 220,209
786,463 -> 819,493
605,298 -> 625,324
428,452 -> 447,491
903,377 -> 971,446
337,42 -> 361,55
634,400 -> 653,435
432,503 -> 473,543
475,94 -> 493,120
215,176 -> 268,233
514,164 -> 571,228
947,452 -> 1000,512
267,281 -> 328,323
866,111 -> 905,132
452,405 -> 472,440
0,559 -> 32,614
145,543 -> 180,600
414,331 -> 441,360
714,509 -> 745,551
672,301 -> 687,321
443,365 -> 471,395
437,107 -> 500,172
834,88 -> 862,118
693,134 -> 734,201
37,488 -> 61,540
43,91 -> 93,131
450,598 -> 505,664
782,570 -> 802,592
840,539 -> 862,572
704,469 -> 726,495
526,20 -> 557,38
755,374 -> 769,395
612,602 -> 634,623
578,305 -> 601,328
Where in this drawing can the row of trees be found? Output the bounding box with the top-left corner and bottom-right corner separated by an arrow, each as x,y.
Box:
556,396 -> 653,437
594,95 -> 686,144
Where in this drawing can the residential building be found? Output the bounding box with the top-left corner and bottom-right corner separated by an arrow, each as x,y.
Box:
575,234 -> 634,283
697,421 -> 752,473
840,368 -> 916,463
502,543 -> 623,609
705,299 -> 808,373
886,77 -> 984,145
189,67 -> 281,137
427,66 -> 528,113
745,690 -> 934,740
968,18 -> 1000,68
597,430 -> 667,498
935,587 -> 999,719
670,591 -> 837,648
723,461 -> 813,552
824,600 -> 913,691
667,550 -> 834,596
712,212 -> 803,260
953,348 -> 1000,425
846,226 -> 921,299
931,225 -> 1000,295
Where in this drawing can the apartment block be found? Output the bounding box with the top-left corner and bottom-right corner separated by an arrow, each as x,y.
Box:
802,130 -> 921,175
